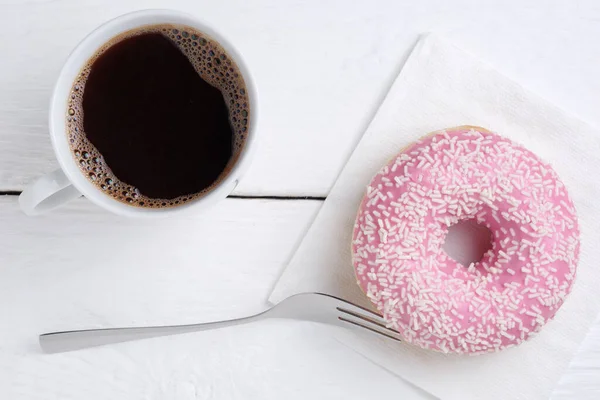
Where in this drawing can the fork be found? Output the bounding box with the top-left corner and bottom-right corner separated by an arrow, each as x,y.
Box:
39,292 -> 401,353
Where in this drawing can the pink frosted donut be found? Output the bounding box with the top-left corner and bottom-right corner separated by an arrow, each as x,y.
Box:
351,126 -> 580,354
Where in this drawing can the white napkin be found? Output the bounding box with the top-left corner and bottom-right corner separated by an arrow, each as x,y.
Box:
270,34 -> 600,400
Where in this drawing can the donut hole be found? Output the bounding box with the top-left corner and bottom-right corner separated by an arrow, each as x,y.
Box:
443,219 -> 493,267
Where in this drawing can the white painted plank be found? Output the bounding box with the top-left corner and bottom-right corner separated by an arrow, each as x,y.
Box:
0,197 -> 422,400
553,316 -> 600,399
0,196 -> 598,398
1,1 -> 600,195
0,197 -> 319,333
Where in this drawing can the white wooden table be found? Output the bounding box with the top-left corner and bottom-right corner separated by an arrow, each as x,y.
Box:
1,1 -> 599,399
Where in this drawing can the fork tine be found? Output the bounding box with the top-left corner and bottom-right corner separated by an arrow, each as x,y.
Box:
309,293 -> 403,341
343,302 -> 385,321
337,316 -> 402,342
336,307 -> 399,335
320,293 -> 387,325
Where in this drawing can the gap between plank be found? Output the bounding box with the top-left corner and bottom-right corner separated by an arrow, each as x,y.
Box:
0,191 -> 326,201
228,195 -> 325,201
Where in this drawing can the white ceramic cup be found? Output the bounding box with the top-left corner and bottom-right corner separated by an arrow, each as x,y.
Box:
19,9 -> 257,217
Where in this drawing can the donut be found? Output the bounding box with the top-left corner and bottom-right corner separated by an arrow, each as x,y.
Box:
351,126 -> 580,354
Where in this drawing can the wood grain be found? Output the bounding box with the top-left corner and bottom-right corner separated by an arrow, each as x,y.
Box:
2,0 -> 600,195
2,0 -> 600,398
0,196 -> 598,399
0,197 -> 426,399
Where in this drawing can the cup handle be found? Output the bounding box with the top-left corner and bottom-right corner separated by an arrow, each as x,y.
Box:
19,169 -> 82,216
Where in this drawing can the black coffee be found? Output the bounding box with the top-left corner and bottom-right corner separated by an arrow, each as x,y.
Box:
67,24 -> 250,208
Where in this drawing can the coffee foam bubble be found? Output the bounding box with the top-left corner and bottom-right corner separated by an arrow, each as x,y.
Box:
67,24 -> 250,208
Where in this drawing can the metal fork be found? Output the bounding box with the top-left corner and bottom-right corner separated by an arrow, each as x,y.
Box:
40,292 -> 401,353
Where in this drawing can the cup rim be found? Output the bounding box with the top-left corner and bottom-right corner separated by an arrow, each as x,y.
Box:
49,9 -> 258,217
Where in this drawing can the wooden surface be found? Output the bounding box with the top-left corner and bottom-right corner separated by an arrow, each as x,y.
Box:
2,0 -> 600,195
1,0 -> 600,399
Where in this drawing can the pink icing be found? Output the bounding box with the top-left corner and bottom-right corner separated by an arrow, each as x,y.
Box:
351,127 -> 580,354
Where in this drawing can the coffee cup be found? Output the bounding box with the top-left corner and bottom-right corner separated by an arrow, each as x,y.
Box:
19,9 -> 258,217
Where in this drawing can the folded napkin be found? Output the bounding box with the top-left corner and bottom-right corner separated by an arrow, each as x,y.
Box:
270,34 -> 600,400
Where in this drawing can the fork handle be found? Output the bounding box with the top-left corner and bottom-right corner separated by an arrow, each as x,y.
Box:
40,315 -> 259,353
